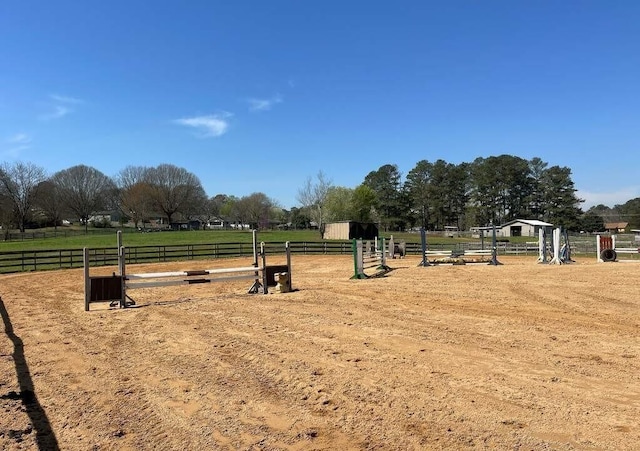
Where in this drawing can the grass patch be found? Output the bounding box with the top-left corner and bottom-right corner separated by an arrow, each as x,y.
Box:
0,227 -> 541,253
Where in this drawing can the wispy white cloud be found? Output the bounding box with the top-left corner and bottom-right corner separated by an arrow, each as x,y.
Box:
3,145 -> 29,158
39,93 -> 84,120
50,94 -> 84,104
173,112 -> 232,137
247,94 -> 283,112
40,105 -> 71,120
7,133 -> 32,145
578,186 -> 640,209
3,133 -> 32,158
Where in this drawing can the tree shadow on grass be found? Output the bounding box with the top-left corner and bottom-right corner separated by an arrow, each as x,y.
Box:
0,297 -> 59,450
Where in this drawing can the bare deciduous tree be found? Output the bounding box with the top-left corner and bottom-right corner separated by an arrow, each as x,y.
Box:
296,170 -> 332,229
182,184 -> 208,228
144,164 -> 205,226
115,166 -> 153,229
34,180 -> 64,229
0,161 -> 47,232
0,167 -> 14,238
240,192 -> 274,229
51,165 -> 116,231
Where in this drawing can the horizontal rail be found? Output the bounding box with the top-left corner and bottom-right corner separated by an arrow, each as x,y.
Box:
126,273 -> 260,289
614,248 -> 640,253
126,266 -> 261,279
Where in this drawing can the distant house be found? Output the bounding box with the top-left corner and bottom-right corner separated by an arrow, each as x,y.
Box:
497,219 -> 553,238
88,211 -> 122,226
604,222 -> 628,233
321,221 -> 378,240
470,226 -> 495,238
229,222 -> 251,230
206,218 -> 226,229
170,219 -> 203,230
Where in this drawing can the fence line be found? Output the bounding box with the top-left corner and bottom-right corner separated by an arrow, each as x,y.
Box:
0,239 -> 634,274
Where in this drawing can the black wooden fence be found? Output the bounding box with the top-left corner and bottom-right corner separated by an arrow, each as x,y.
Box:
0,241 -> 352,274
0,239 -> 614,274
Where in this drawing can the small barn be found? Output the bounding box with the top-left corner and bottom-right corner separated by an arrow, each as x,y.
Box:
497,219 -> 553,238
321,221 -> 379,240
604,222 -> 628,233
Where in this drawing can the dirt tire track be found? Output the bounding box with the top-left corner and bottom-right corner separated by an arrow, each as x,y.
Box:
1,255 -> 639,450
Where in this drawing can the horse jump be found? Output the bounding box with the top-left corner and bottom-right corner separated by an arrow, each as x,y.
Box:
419,226 -> 501,267
351,237 -> 392,279
84,230 -> 292,311
537,228 -> 573,265
596,234 -> 640,262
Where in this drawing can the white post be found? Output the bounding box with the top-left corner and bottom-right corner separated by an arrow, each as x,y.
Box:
252,230 -> 258,267
285,241 -> 292,289
549,228 -> 562,265
537,229 -> 547,263
379,238 -> 387,268
596,234 -> 602,262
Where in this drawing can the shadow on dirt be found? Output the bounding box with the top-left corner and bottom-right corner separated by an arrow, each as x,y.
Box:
0,297 -> 60,450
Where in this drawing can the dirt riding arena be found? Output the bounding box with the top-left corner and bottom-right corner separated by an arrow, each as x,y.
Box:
1,254 -> 638,450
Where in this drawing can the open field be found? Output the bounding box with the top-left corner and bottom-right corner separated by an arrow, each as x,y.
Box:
1,255 -> 639,450
0,227 -> 558,252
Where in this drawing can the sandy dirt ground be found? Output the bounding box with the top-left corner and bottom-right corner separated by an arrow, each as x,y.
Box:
1,254 -> 639,450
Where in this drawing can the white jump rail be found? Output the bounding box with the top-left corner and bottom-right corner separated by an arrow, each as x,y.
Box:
124,262 -> 266,290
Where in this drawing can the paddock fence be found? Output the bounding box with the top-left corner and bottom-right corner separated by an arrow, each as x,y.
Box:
0,238 -> 636,274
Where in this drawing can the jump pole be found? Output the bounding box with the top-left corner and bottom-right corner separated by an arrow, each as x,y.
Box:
537,229 -> 547,264
560,229 -> 574,263
489,224 -> 501,266
419,228 -> 429,267
248,230 -> 263,293
83,247 -> 90,311
285,241 -> 292,289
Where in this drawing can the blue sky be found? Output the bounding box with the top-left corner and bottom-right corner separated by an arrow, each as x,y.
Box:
1,1 -> 639,210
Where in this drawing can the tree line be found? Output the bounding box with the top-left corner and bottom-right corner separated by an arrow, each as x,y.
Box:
1,155 -> 639,236
0,162 -> 281,235
297,155 -> 639,232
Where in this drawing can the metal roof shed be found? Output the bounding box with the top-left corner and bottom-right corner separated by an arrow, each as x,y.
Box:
498,219 -> 553,238
321,221 -> 379,240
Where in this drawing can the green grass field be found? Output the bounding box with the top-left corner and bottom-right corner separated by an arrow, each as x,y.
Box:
0,226 -> 540,252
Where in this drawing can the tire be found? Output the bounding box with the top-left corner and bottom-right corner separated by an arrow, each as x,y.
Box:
600,248 -> 617,262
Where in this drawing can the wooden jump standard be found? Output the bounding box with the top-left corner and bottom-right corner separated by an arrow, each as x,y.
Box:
351,237 -> 392,279
84,231 -> 292,311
